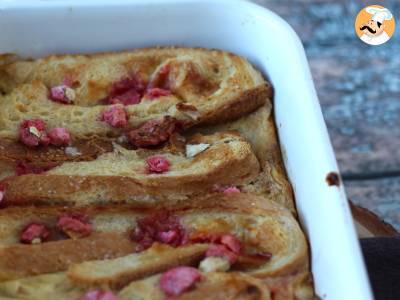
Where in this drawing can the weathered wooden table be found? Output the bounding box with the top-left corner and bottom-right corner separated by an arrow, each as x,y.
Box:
253,0 -> 400,231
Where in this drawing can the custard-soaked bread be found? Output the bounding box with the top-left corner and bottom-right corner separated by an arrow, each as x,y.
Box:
1,132 -> 260,206
0,47 -> 317,299
0,48 -> 270,146
0,271 -> 317,300
118,272 -> 316,300
0,232 -> 135,282
118,272 -> 273,300
0,194 -> 308,281
0,136 -> 113,163
193,102 -> 295,212
0,193 -> 311,299
0,47 -> 268,103
0,271 -> 274,300
264,272 -> 317,300
0,161 -> 14,180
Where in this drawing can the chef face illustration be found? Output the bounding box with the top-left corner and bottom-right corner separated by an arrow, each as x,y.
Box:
360,18 -> 386,38
355,6 -> 395,46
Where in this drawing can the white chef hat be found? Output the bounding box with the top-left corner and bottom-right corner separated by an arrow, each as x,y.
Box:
365,6 -> 393,24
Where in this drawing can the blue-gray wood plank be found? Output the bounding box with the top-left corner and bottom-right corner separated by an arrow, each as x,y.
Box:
252,0 -> 400,230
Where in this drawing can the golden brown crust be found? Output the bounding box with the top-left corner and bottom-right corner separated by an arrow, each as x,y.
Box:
0,271 -> 273,300
1,133 -> 260,207
0,232 -> 135,281
120,272 -> 272,300
0,193 -> 287,222
0,47 -> 314,298
197,84 -> 271,126
0,194 -> 308,282
192,103 -> 295,212
0,137 -> 113,163
0,47 -> 269,144
0,47 -> 264,92
67,243 -> 209,289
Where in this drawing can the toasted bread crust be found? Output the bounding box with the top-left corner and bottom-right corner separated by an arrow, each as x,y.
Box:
0,194 -> 308,282
193,103 -> 295,212
67,243 -> 209,288
1,133 -> 260,207
0,271 -> 273,300
0,47 -> 265,93
0,47 -> 269,143
197,84 -> 271,126
120,272 -> 272,300
0,47 -> 315,299
0,137 -> 113,163
0,232 -> 135,281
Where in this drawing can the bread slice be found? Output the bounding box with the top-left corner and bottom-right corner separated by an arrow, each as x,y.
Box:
0,232 -> 135,281
0,48 -> 270,147
119,272 -> 272,300
1,132 -> 260,207
0,270 -> 319,300
0,47 -> 267,102
264,272 -> 317,300
67,243 -> 209,288
0,272 -> 82,300
0,193 -> 308,281
0,46 -> 315,299
0,206 -> 135,247
0,271 -> 273,300
191,103 -> 295,212
0,137 -> 113,163
0,161 -> 14,181
119,272 -> 318,300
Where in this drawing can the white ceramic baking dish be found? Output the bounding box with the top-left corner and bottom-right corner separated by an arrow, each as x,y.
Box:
0,0 -> 373,299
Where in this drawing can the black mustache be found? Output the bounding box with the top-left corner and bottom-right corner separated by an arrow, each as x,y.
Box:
360,25 -> 376,34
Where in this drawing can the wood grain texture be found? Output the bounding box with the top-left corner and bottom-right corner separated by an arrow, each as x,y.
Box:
251,0 -> 400,229
252,0 -> 400,175
346,176 -> 400,231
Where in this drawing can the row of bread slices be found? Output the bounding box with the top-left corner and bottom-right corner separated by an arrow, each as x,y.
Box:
0,47 -> 270,161
0,131 -> 259,207
0,48 -> 270,207
0,49 -> 308,299
0,194 -> 309,299
18,64 -> 180,146
11,56 -> 183,147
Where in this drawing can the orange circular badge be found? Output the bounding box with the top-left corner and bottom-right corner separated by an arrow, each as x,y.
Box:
354,5 -> 395,45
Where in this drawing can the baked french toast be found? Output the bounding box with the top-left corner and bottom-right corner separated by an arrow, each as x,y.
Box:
192,101 -> 295,212
0,48 -> 270,163
0,194 -> 310,299
1,132 -> 260,207
0,47 -> 317,300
